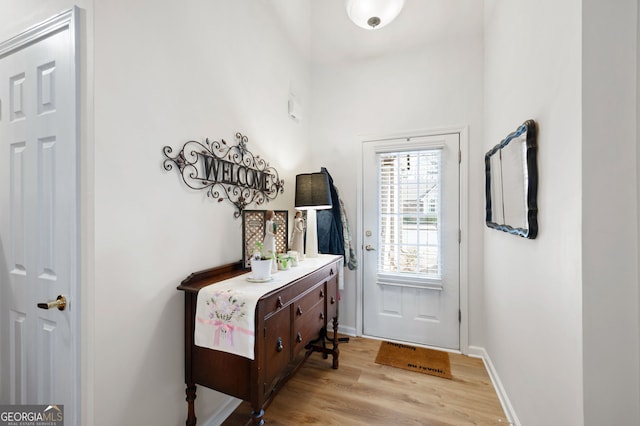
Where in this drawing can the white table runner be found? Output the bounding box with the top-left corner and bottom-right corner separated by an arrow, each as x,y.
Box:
194,254 -> 341,360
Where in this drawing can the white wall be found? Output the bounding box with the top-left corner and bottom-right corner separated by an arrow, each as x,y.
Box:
483,1 -> 583,424
582,1 -> 639,424
485,0 -> 640,425
309,6 -> 485,342
92,1 -> 311,424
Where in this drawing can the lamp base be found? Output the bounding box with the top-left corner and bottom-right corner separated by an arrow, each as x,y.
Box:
305,209 -> 319,258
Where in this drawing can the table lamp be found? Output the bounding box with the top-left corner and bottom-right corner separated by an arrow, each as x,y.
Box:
294,172 -> 333,258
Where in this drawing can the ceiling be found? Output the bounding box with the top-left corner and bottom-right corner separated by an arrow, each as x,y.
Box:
308,0 -> 484,64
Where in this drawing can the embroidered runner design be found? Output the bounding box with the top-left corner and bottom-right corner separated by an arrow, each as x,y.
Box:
199,290 -> 251,346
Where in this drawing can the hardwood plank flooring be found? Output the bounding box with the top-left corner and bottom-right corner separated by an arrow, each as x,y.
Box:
222,336 -> 508,425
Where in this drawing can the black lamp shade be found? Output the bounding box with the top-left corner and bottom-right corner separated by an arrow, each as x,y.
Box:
294,172 -> 332,210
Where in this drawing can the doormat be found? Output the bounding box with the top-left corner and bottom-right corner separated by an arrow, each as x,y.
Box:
374,341 -> 452,379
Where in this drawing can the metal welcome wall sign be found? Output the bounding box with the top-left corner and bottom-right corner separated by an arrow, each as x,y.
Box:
163,132 -> 284,217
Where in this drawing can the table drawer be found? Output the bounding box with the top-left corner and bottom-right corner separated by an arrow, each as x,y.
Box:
260,268 -> 330,317
293,284 -> 325,322
293,299 -> 326,355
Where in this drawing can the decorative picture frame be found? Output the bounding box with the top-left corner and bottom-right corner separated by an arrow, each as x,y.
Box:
241,210 -> 289,269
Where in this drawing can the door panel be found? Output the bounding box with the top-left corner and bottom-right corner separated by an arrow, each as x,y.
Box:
362,134 -> 460,349
9,311 -> 27,403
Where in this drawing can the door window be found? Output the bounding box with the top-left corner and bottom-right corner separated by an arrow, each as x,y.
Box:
378,149 -> 442,278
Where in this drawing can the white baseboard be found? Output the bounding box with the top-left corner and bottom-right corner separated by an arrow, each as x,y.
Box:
338,324 -> 356,336
468,345 -> 520,426
202,396 -> 242,426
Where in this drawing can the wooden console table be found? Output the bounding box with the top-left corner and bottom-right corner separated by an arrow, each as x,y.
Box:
177,255 -> 342,425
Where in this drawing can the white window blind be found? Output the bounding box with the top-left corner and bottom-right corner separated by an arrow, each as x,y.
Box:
378,149 -> 442,277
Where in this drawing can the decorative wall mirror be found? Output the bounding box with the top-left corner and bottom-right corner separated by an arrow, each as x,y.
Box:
485,119 -> 538,239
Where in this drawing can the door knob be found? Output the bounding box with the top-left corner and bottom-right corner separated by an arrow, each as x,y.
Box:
365,245 -> 376,251
37,295 -> 67,311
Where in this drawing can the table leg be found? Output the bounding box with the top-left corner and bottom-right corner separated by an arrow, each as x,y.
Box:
250,409 -> 264,425
332,317 -> 340,369
186,384 -> 197,425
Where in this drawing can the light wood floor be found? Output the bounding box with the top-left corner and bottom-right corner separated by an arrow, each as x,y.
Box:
223,336 -> 508,425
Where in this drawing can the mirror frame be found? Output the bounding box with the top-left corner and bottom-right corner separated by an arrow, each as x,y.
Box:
485,119 -> 538,239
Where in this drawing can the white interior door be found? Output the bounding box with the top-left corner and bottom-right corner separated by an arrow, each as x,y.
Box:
0,9 -> 79,422
362,134 -> 460,349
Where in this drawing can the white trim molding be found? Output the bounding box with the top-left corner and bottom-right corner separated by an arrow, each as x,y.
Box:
468,345 -> 520,426
203,397 -> 243,426
338,325 -> 357,337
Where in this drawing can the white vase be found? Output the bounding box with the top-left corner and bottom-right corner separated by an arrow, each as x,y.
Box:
250,258 -> 272,280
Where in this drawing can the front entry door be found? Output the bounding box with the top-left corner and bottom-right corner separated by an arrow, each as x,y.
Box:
0,9 -> 80,422
362,134 -> 460,349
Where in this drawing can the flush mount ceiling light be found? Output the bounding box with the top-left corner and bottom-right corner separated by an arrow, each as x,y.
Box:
345,0 -> 405,30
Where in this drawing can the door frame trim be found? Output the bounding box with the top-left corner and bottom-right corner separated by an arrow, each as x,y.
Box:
0,7 -> 81,423
355,125 -> 469,354
0,8 -> 79,58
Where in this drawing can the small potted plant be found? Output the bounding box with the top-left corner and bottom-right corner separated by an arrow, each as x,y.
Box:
250,242 -> 273,280
277,253 -> 292,271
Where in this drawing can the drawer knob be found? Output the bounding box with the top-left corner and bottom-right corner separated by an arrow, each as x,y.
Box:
320,312 -> 325,320
320,290 -> 324,298
296,306 -> 303,316
330,296 -> 336,305
277,296 -> 284,308
276,337 -> 284,352
296,332 -> 303,343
